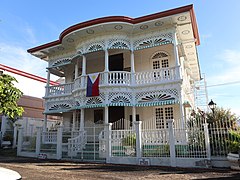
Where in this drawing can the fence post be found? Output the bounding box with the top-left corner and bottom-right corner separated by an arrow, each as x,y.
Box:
17,127 -> 23,156
56,126 -> 63,160
203,123 -> 211,160
36,127 -> 42,156
105,123 -> 112,163
12,123 -> 18,149
134,121 -> 142,158
167,119 -> 176,167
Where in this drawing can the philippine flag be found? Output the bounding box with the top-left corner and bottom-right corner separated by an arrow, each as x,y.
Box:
86,73 -> 100,97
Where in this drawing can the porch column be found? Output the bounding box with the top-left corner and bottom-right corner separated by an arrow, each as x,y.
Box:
130,50 -> 135,85
45,69 -> 51,96
104,106 -> 109,124
167,119 -> 176,167
46,69 -> 51,86
43,114 -> 47,132
81,55 -> 86,88
104,49 -> 109,85
80,108 -> 85,131
74,60 -> 79,79
132,106 -> 136,129
72,111 -> 76,131
173,27 -> 181,78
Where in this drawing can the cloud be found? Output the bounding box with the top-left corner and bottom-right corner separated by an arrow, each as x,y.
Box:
207,49 -> 240,84
0,43 -> 47,77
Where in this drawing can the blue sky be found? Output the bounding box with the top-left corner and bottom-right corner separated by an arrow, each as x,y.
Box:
0,0 -> 240,115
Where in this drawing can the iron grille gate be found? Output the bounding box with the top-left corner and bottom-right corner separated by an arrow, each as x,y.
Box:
62,124 -> 105,162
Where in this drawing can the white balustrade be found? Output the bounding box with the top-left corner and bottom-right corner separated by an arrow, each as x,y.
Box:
47,83 -> 73,96
141,129 -> 169,145
135,66 -> 179,85
108,71 -> 131,85
47,66 -> 181,97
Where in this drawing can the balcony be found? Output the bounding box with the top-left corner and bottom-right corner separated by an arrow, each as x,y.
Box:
45,66 -> 181,97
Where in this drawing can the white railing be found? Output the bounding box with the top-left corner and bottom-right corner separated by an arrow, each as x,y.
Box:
135,66 -> 179,85
73,77 -> 81,90
99,130 -> 106,158
68,131 -> 87,156
108,71 -> 131,85
47,83 -> 73,96
42,131 -> 57,144
112,118 -> 131,130
142,129 -> 169,145
46,67 -> 181,97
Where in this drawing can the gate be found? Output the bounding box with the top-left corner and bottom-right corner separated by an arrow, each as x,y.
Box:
63,124 -> 105,162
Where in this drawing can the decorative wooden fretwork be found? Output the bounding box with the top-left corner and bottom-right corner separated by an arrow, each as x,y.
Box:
139,93 -> 175,103
152,52 -> 168,59
86,97 -> 103,105
108,39 -> 131,50
134,32 -> 173,50
111,96 -> 131,103
84,41 -> 105,54
49,103 -> 71,111
136,89 -> 179,103
51,58 -> 72,67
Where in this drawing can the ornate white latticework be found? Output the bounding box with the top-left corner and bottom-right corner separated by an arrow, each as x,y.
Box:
47,100 -> 74,111
108,91 -> 132,106
108,38 -> 131,50
136,89 -> 179,103
133,32 -> 173,50
85,41 -> 105,53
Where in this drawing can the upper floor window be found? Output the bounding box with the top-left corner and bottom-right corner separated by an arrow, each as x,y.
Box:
152,52 -> 169,70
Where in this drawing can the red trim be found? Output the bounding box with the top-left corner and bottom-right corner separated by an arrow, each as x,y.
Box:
0,64 -> 59,86
28,4 -> 199,53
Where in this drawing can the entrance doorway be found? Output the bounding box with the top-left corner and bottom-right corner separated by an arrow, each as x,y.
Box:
109,53 -> 124,71
109,106 -> 124,129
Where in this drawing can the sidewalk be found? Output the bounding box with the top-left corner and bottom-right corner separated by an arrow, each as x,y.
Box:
0,156 -> 239,179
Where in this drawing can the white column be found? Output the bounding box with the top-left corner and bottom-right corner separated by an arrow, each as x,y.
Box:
1,116 -> 7,135
17,127 -> 23,156
75,60 -> 79,79
105,123 -> 112,163
104,50 -> 109,72
130,50 -> 135,73
104,106 -> 109,124
12,123 -> 18,149
72,111 -> 76,131
134,121 -> 142,158
36,126 -> 42,156
130,50 -> 136,85
56,126 -> 63,160
46,69 -> 51,86
104,50 -> 109,85
80,108 -> 85,131
43,114 -> 47,132
82,55 -> 86,75
167,119 -> 176,167
81,55 -> 86,88
132,106 -> 136,129
203,123 -> 211,160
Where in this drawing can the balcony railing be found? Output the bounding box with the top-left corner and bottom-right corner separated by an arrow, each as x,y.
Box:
46,66 -> 180,97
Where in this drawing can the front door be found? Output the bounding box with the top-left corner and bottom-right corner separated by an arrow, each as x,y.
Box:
109,53 -> 124,71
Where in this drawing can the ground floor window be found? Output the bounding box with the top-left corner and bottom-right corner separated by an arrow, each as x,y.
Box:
155,106 -> 173,129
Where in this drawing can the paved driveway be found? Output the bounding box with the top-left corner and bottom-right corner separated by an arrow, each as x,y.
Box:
0,156 -> 239,179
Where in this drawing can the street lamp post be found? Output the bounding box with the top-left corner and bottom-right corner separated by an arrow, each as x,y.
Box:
208,99 -> 216,114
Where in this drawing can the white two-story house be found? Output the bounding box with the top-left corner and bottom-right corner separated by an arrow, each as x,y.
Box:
26,5 -> 202,165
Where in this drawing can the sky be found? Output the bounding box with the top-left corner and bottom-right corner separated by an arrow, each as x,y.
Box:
0,0 -> 240,116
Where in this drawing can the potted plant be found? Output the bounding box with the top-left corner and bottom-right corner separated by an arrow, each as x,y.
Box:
227,130 -> 240,170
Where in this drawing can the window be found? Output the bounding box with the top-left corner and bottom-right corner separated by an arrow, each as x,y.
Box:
155,106 -> 173,129
152,52 -> 170,80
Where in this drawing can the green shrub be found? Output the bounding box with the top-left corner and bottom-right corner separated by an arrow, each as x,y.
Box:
228,130 -> 240,154
122,134 -> 136,147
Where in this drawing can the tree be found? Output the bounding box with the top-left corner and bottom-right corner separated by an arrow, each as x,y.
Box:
0,72 -> 24,122
206,107 -> 239,129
